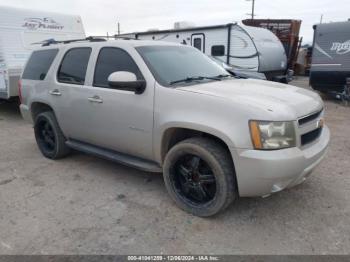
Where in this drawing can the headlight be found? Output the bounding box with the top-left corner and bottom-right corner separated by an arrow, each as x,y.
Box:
249,120 -> 296,150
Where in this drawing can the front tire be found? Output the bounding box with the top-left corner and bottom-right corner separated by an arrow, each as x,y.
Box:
34,111 -> 70,159
163,137 -> 237,217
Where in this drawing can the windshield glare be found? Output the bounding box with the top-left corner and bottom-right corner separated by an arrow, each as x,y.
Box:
136,45 -> 229,86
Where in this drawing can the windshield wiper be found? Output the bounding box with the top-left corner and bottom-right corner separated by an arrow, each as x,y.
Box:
214,74 -> 233,79
169,76 -> 221,85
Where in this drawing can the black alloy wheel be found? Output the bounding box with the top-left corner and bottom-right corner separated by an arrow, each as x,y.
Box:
172,154 -> 216,205
163,137 -> 237,217
36,118 -> 56,153
34,111 -> 70,159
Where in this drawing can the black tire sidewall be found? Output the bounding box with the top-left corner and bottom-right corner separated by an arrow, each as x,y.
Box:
163,141 -> 233,217
34,112 -> 60,159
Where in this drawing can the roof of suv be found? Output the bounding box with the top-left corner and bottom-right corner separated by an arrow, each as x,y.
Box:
35,39 -> 183,51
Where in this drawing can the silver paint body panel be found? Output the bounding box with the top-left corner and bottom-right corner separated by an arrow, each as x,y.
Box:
20,40 -> 330,197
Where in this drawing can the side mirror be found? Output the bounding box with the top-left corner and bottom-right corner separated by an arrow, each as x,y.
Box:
108,71 -> 146,94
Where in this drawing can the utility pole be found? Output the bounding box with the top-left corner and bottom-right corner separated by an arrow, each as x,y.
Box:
117,22 -> 120,35
320,14 -> 323,24
246,0 -> 256,20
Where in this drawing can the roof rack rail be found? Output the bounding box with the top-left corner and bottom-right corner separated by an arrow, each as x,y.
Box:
33,35 -> 138,47
92,35 -> 138,40
35,36 -> 107,47
114,35 -> 138,40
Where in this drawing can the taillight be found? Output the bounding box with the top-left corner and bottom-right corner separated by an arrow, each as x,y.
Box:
18,80 -> 22,104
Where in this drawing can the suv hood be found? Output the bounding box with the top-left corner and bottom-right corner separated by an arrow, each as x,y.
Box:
178,79 -> 323,118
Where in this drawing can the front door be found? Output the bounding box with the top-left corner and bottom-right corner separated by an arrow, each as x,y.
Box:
191,33 -> 205,52
77,47 -> 154,160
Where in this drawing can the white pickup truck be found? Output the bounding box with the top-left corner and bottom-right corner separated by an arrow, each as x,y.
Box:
19,38 -> 330,216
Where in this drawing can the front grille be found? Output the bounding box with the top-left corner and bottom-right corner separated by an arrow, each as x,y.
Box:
298,109 -> 323,126
301,127 -> 322,146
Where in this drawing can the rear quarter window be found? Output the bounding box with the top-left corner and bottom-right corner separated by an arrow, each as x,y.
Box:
22,49 -> 58,80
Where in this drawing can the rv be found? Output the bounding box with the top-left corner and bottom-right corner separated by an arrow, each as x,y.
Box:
121,23 -> 289,82
310,21 -> 350,92
0,6 -> 85,100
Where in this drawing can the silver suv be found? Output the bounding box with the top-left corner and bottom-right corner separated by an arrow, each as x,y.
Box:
19,38 -> 330,217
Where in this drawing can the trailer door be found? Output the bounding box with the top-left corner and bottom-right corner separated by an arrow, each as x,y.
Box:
191,33 -> 205,52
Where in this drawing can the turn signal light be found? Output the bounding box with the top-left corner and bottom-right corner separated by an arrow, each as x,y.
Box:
249,121 -> 263,149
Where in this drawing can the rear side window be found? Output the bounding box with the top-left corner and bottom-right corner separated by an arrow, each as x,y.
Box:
93,47 -> 143,88
211,45 -> 225,56
57,48 -> 91,85
22,49 -> 58,80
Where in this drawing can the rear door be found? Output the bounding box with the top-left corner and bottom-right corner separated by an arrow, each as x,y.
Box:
49,47 -> 92,139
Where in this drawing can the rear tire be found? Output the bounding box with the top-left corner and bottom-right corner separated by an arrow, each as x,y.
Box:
34,111 -> 70,159
163,137 -> 237,217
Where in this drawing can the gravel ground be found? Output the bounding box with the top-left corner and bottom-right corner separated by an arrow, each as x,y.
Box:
0,77 -> 349,255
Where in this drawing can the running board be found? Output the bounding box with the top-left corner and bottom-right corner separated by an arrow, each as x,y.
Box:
66,140 -> 162,173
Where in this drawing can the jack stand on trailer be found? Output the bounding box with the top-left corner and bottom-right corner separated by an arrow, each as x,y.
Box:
329,78 -> 350,106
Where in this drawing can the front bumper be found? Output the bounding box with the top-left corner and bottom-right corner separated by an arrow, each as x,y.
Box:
230,125 -> 330,197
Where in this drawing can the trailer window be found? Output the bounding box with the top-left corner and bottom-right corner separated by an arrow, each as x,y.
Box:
22,49 -> 58,80
211,45 -> 225,56
193,38 -> 202,50
57,48 -> 91,85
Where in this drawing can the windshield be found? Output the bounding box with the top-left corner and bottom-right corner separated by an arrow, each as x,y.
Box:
136,45 -> 230,86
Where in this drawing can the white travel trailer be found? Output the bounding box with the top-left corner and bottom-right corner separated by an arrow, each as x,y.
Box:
0,6 -> 85,100
122,23 -> 289,82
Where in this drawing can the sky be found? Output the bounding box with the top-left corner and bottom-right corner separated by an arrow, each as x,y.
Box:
0,0 -> 349,44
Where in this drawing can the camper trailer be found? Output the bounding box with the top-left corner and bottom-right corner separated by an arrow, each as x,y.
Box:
0,6 -> 85,100
310,21 -> 350,92
121,23 -> 289,82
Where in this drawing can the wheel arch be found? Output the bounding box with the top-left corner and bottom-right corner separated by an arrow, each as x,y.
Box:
30,101 -> 54,121
159,124 -> 235,165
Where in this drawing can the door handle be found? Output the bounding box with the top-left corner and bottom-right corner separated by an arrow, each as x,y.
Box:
88,95 -> 103,103
49,89 -> 62,96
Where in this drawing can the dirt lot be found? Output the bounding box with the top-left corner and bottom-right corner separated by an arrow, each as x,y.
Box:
0,77 -> 349,255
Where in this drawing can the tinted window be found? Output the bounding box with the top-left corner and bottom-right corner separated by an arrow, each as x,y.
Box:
137,46 -> 228,87
193,38 -> 202,50
22,49 -> 58,80
57,48 -> 91,85
93,47 -> 143,88
211,45 -> 225,56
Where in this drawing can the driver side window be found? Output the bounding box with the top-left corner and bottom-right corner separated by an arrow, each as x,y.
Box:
93,47 -> 144,88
